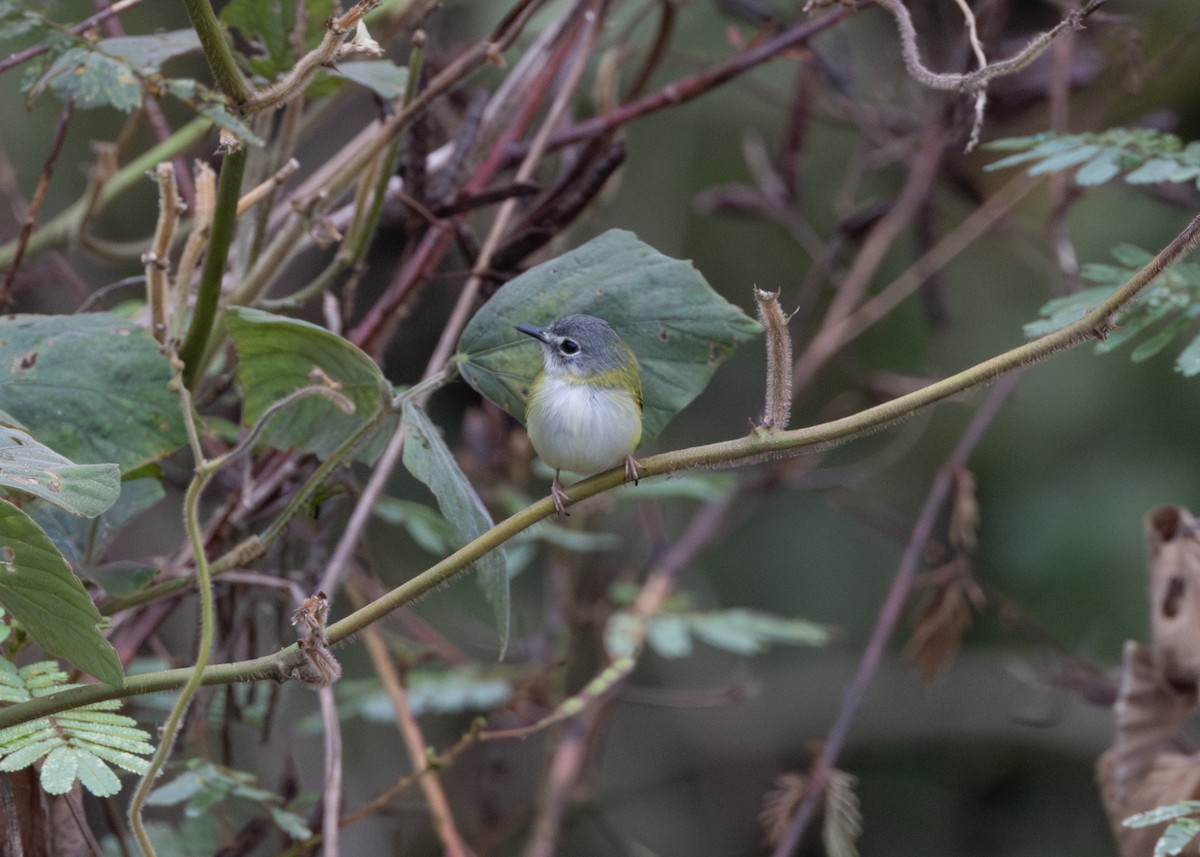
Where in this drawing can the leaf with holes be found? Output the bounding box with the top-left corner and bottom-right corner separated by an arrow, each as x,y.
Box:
0,423 -> 118,517
0,313 -> 185,472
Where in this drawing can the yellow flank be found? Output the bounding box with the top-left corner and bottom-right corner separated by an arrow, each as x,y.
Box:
526,372 -> 642,475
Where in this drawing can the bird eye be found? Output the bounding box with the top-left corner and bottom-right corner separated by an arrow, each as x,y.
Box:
559,338 -> 580,356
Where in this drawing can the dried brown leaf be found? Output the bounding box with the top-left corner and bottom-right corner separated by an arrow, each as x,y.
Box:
1145,506 -> 1200,688
904,559 -> 983,686
759,773 -> 808,847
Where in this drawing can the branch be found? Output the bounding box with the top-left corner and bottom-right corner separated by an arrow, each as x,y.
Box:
767,368 -> 1026,856
1,210 -> 1197,729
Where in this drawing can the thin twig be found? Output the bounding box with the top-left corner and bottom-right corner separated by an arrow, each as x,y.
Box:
0,99 -> 73,304
768,368 -> 1028,856
0,0 -> 146,75
792,125 -> 946,395
4,211 -> 1200,728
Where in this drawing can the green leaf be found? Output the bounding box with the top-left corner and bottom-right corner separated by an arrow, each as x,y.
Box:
220,0 -> 289,74
1027,144 -> 1101,175
0,662 -> 151,796
456,230 -> 761,442
164,79 -> 265,146
373,497 -> 457,556
405,668 -> 513,716
148,760 -> 312,839
1074,152 -> 1122,186
333,60 -> 409,99
1157,820 -> 1200,857
31,477 -> 163,566
0,423 -> 118,516
37,49 -> 142,111
1177,333 -> 1200,376
0,500 -> 123,685
1022,286 -> 1113,337
1130,315 -> 1194,362
682,608 -> 827,657
0,313 -> 186,471
402,402 -> 509,653
226,307 -> 394,462
84,561 -> 158,597
1126,158 -> 1182,185
645,613 -> 692,658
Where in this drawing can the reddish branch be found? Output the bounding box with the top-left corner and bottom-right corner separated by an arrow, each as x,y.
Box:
770,369 -> 1028,856
0,99 -> 73,305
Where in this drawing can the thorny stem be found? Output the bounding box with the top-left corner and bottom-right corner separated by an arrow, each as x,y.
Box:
181,0 -> 251,105
2,213 -> 1197,729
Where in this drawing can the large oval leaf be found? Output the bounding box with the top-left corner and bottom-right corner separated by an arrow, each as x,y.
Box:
0,500 -> 123,686
0,424 -> 118,518
226,307 -> 395,461
455,230 -> 761,441
0,313 -> 185,471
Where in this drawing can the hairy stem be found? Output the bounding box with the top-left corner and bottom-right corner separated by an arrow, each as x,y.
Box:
2,211 -> 1198,729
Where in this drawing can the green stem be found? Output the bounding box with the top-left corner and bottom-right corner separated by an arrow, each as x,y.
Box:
0,118 -> 211,271
127,469 -> 215,856
181,0 -> 251,105
179,144 -> 247,388
2,211 -> 1197,729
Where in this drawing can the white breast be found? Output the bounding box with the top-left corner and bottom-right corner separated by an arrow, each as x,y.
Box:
526,377 -> 642,475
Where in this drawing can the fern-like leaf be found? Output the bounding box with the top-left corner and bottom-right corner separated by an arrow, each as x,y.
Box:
147,759 -> 312,840
0,659 -> 152,796
986,129 -> 1200,188
607,606 -> 829,660
1024,244 -> 1200,376
1125,801 -> 1200,856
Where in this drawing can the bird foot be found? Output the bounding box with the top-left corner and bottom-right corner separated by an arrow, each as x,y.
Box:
551,474 -> 571,517
624,454 -> 642,486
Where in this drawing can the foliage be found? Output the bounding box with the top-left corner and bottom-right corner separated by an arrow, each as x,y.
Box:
318,668 -> 514,725
0,313 -> 185,471
1024,243 -> 1200,374
0,660 -> 151,796
226,307 -> 395,461
402,402 -> 510,651
1,0 -> 1198,854
1124,801 -> 1200,856
456,229 -> 763,442
606,603 -> 829,660
147,759 -> 312,840
0,500 -> 124,685
986,128 -> 1200,187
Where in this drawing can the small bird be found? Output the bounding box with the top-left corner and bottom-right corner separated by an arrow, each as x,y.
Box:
515,314 -> 643,515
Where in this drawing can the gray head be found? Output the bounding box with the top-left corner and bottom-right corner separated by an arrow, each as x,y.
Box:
514,314 -> 636,379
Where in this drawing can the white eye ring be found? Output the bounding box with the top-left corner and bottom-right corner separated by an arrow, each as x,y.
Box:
559,338 -> 580,356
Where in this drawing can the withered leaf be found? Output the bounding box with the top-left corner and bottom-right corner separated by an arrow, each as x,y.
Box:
905,558 -> 984,686
1145,506 -> 1200,688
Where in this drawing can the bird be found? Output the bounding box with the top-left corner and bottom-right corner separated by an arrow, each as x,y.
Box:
515,314 -> 643,515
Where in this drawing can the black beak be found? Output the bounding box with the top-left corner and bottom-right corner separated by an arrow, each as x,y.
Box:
515,323 -> 549,343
